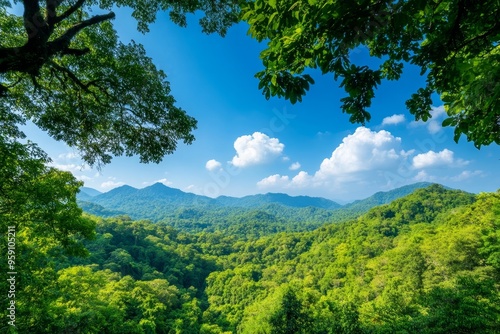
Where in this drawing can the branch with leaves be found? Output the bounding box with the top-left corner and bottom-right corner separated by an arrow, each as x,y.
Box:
0,0 -> 240,166
242,0 -> 500,148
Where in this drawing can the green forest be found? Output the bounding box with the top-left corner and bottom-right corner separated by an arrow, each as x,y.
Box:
2,0 -> 500,333
2,184 -> 499,333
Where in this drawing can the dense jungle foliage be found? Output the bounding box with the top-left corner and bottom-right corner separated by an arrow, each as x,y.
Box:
2,184 -> 499,333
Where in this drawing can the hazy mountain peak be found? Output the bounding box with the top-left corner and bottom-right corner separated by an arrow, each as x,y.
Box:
78,182 -> 450,225
80,187 -> 102,197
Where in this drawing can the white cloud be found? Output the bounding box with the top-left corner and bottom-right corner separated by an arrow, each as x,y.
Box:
291,171 -> 313,187
426,120 -> 442,134
58,152 -> 79,160
289,162 -> 301,170
50,151 -> 90,173
257,127 -> 410,199
451,170 -> 483,182
430,105 -> 446,118
382,114 -> 405,126
101,180 -> 125,190
231,132 -> 284,167
155,178 -> 173,186
412,149 -> 455,169
257,174 -> 290,188
315,127 -> 404,178
50,163 -> 90,172
257,171 -> 314,190
76,175 -> 92,181
413,170 -> 436,182
409,105 -> 447,134
254,126 -> 473,201
206,159 -> 222,172
185,185 -> 202,194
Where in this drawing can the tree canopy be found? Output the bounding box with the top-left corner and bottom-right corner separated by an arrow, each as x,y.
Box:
1,0 -> 499,165
241,0 -> 500,147
4,185 -> 498,333
0,0 -> 239,166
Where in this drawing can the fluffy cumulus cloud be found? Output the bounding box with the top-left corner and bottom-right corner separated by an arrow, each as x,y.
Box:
412,149 -> 455,169
206,159 -> 222,171
255,126 -> 476,201
231,132 -> 284,168
289,162 -> 301,170
257,171 -> 313,190
257,174 -> 290,188
291,171 -> 312,187
382,114 -> 405,126
257,127 -> 409,195
315,127 -> 404,178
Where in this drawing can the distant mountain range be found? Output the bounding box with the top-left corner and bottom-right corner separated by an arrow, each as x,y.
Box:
77,182 -> 436,231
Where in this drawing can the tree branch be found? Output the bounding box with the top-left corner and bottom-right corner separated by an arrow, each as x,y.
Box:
49,61 -> 108,105
30,73 -> 41,92
49,60 -> 89,92
47,12 -> 115,54
456,20 -> 500,52
0,83 -> 8,97
23,0 -> 49,42
53,0 -> 87,25
61,47 -> 90,56
46,0 -> 63,26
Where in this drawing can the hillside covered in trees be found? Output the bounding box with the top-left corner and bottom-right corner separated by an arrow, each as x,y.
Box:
2,0 -> 499,332
2,184 -> 499,333
76,182 -> 434,235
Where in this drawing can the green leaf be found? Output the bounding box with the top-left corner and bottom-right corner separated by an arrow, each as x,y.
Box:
268,12 -> 278,26
442,117 -> 455,127
271,74 -> 277,86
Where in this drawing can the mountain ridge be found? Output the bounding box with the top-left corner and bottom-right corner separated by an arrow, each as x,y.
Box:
80,181 -> 436,209
78,182 -> 441,230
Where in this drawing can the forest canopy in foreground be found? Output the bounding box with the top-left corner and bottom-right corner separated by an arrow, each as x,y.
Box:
1,184 -> 499,333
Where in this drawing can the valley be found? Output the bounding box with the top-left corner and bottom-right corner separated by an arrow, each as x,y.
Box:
6,183 -> 499,333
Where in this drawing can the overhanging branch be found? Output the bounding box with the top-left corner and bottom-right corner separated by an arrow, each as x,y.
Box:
53,0 -> 87,25
49,60 -> 89,92
61,47 -> 90,56
48,12 -> 115,54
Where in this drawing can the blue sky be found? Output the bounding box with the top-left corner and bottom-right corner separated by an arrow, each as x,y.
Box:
24,8 -> 500,203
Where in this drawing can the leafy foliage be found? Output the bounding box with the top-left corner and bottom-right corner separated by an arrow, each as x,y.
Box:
241,0 -> 500,147
0,0 -> 240,166
0,133 -> 95,333
7,184 -> 499,333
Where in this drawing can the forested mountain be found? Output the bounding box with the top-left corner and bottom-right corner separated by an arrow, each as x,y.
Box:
81,187 -> 103,197
342,182 -> 433,212
78,182 -> 435,234
77,187 -> 103,201
77,182 -> 340,213
215,193 -> 341,209
5,184 -> 499,333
